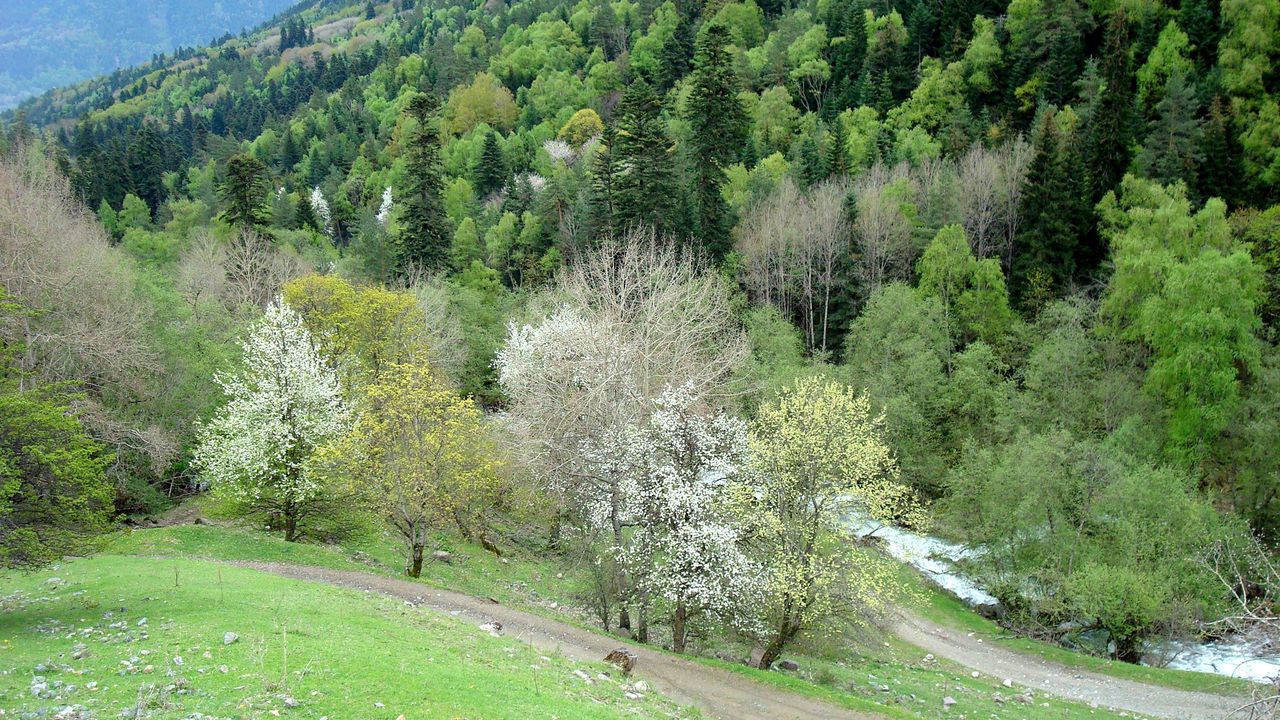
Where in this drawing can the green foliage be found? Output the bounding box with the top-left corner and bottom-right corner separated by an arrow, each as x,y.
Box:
398,93 -> 452,271
219,154 -> 271,229
684,22 -> 748,258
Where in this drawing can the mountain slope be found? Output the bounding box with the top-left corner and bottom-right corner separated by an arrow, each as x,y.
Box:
0,0 -> 298,109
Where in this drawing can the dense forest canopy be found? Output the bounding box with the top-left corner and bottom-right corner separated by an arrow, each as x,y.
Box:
0,0 -> 300,110
2,0 -> 1280,670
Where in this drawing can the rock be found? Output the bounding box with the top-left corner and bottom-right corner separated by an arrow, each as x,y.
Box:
142,665 -> 153,674
777,659 -> 800,671
431,550 -> 452,563
633,680 -> 650,693
625,692 -> 642,700
992,692 -> 1006,705
942,696 -> 956,708
282,697 -> 298,708
1014,692 -> 1034,705
136,618 -> 147,627
572,669 -> 594,684
223,632 -> 239,645
1002,678 -> 1012,688
193,517 -> 207,525
603,648 -> 637,674
218,665 -> 228,673
480,621 -> 502,635
974,602 -> 1004,620
922,653 -> 936,664
970,670 -> 979,678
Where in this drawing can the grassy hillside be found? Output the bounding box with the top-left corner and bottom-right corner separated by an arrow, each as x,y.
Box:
0,553 -> 692,719
6,516 -> 1246,719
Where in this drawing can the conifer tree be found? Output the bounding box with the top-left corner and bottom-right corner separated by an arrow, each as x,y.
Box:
1013,110 -> 1086,304
1197,95 -> 1243,204
657,6 -> 697,92
399,93 -> 451,270
474,130 -> 507,199
219,153 -> 271,229
615,79 -> 679,237
827,0 -> 868,114
587,121 -> 620,242
1136,69 -> 1203,190
684,23 -> 748,258
1084,10 -> 1136,202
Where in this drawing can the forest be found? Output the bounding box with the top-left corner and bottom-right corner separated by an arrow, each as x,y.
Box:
1,0 -> 1279,684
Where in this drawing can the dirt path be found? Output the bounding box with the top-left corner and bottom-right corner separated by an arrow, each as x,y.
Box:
894,613 -> 1251,720
234,561 -> 877,720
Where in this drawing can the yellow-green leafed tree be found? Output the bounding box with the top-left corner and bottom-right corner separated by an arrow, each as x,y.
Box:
739,375 -> 923,669
323,362 -> 498,577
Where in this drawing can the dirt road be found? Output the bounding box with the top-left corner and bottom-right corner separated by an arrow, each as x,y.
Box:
894,613 -> 1251,720
236,561 -> 1253,720
236,561 -> 877,720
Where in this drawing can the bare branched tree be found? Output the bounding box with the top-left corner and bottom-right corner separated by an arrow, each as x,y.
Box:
851,163 -> 916,297
222,227 -> 307,309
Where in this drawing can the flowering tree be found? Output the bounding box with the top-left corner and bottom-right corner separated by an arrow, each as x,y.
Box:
621,385 -> 759,653
309,186 -> 333,239
194,299 -> 350,541
496,235 -> 748,635
736,376 -> 923,668
321,362 -> 498,577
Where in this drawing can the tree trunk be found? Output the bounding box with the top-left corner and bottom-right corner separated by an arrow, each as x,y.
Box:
407,543 -> 424,578
756,632 -> 789,669
637,602 -> 649,643
282,502 -> 298,542
672,602 -> 687,653
452,507 -> 472,539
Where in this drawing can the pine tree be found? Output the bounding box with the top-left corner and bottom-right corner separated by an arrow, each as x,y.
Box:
1083,10 -> 1136,202
1136,69 -> 1203,191
474,130 -> 507,199
827,117 -> 850,178
657,7 -> 697,92
1197,95 -> 1243,204
365,1 -> 376,20
398,93 -> 451,270
797,132 -> 824,188
684,23 -> 748,258
826,0 -> 867,114
587,122 -> 620,242
1013,110 -> 1085,304
615,79 -> 679,237
219,153 -> 271,229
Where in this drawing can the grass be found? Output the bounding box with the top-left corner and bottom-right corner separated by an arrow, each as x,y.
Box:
897,561 -> 1256,696
84,509 -> 1254,718
0,555 -> 693,720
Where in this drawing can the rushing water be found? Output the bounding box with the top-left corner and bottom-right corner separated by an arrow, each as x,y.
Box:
851,517 -> 1280,683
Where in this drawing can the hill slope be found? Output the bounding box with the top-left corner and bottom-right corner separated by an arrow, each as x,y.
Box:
0,0 -> 298,109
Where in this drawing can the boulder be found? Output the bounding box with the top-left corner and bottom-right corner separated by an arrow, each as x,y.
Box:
431,550 -> 452,563
603,648 -> 637,674
223,632 -> 239,645
777,659 -> 800,671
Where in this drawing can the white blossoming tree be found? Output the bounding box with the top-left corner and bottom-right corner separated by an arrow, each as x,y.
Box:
375,186 -> 394,227
620,385 -> 760,653
194,299 -> 350,541
496,236 -> 749,636
309,186 -> 333,239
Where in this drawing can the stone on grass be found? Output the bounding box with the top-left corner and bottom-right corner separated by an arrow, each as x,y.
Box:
432,550 -> 452,563
223,632 -> 239,645
777,659 -> 800,671
942,696 -> 956,708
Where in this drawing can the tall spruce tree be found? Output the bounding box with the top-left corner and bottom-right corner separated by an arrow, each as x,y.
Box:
1084,10 -> 1137,203
614,79 -> 679,237
827,0 -> 868,114
474,130 -> 507,199
684,23 -> 748,258
587,121 -> 620,241
1136,68 -> 1203,190
1013,109 -> 1087,304
399,93 -> 451,270
1197,95 -> 1243,205
219,153 -> 271,229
